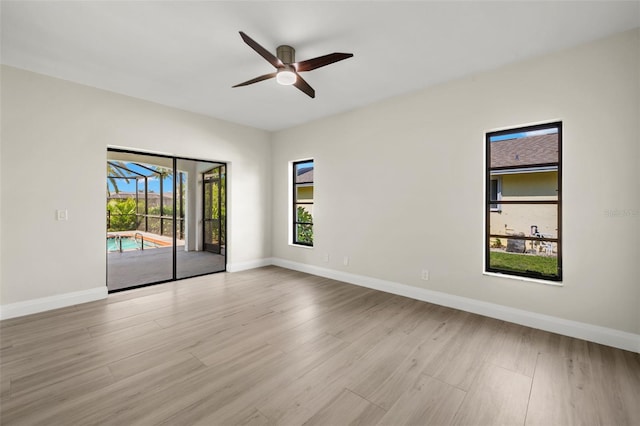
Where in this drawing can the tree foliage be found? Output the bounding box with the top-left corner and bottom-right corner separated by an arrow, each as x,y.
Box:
107,161 -> 131,195
296,206 -> 313,244
107,198 -> 138,231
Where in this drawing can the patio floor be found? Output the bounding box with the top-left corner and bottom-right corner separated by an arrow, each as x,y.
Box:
107,247 -> 225,291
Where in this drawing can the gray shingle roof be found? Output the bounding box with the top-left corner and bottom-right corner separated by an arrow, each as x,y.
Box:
296,167 -> 314,184
491,134 -> 558,168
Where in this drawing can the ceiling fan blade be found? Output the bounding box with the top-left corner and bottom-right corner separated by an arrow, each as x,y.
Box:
293,73 -> 315,98
232,72 -> 277,88
239,31 -> 283,69
294,52 -> 353,72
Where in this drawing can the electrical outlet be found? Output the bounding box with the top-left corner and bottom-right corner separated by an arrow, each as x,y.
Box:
56,209 -> 68,221
323,253 -> 329,262
343,256 -> 349,266
421,269 -> 429,280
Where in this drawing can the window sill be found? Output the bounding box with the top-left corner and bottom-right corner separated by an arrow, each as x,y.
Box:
483,271 -> 563,287
290,243 -> 314,250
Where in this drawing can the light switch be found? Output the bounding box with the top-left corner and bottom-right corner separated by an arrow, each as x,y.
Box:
56,209 -> 68,221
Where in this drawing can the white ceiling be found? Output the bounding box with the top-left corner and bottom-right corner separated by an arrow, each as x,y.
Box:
2,1 -> 639,131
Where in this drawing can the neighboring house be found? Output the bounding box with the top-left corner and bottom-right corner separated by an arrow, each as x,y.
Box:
296,166 -> 314,202
489,133 -> 559,252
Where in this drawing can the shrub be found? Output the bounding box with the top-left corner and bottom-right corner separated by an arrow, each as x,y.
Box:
296,206 -> 313,244
107,198 -> 138,231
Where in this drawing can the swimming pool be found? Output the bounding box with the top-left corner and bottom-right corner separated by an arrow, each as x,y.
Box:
107,235 -> 163,252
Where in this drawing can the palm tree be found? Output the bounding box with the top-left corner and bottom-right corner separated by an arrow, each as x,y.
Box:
107,161 -> 131,195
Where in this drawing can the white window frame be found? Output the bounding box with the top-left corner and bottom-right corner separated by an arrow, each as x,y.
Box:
489,176 -> 502,212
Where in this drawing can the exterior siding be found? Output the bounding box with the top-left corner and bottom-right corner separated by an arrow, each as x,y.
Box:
490,171 -> 558,247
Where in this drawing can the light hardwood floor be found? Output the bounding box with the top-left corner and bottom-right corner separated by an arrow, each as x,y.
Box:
1,266 -> 639,425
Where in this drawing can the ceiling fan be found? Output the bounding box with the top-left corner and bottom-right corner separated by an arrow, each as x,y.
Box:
232,31 -> 353,98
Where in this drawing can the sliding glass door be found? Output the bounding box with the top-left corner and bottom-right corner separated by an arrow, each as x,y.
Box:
175,160 -> 226,280
107,149 -> 226,291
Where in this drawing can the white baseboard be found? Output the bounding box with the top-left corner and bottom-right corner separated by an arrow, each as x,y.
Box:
226,257 -> 274,273
0,286 -> 108,320
0,257 -> 270,320
271,258 -> 640,353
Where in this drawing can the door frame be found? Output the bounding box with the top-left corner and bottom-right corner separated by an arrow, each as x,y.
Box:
106,148 -> 228,292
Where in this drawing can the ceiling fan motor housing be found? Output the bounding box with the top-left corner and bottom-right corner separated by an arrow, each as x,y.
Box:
276,45 -> 295,65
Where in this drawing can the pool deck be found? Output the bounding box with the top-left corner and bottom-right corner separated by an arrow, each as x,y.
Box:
107,242 -> 225,291
107,231 -> 184,247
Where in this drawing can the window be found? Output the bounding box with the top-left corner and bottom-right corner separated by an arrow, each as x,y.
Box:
293,160 -> 314,246
490,177 -> 502,211
485,122 -> 562,281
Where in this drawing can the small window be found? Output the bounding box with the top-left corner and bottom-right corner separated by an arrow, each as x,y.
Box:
293,160 -> 314,246
490,177 -> 502,211
486,122 -> 562,281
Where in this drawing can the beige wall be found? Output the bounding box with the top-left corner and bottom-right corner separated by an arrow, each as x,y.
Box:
1,29 -> 638,339
502,171 -> 557,199
0,66 -> 271,305
271,29 -> 640,334
296,186 -> 314,202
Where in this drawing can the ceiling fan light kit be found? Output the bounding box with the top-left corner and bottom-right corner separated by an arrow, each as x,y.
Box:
276,66 -> 297,86
233,31 -> 353,98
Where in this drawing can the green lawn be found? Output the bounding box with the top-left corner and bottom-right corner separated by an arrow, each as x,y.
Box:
489,251 -> 558,277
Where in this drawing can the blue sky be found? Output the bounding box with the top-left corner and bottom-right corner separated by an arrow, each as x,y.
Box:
296,160 -> 313,169
490,127 -> 557,142
108,162 -> 173,194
